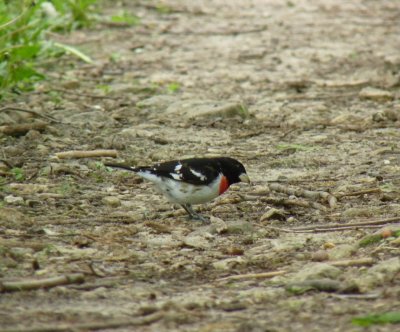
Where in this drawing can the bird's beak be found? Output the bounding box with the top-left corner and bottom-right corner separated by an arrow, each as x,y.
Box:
239,173 -> 251,184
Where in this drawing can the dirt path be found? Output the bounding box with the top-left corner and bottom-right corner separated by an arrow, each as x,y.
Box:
1,1 -> 400,331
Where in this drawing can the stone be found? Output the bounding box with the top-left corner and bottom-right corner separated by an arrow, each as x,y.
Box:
210,216 -> 227,234
212,257 -> 246,271
183,235 -> 210,249
359,87 -> 394,101
102,196 -> 121,207
356,257 -> 400,291
293,263 -> 342,281
4,195 -> 24,205
328,244 -> 357,259
260,208 -> 287,222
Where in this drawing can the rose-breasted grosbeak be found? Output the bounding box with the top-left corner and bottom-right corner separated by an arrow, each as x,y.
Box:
105,157 -> 250,222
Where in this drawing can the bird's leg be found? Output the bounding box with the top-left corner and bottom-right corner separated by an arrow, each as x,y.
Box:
181,204 -> 210,223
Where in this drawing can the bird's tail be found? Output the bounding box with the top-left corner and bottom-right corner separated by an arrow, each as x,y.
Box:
104,163 -> 139,172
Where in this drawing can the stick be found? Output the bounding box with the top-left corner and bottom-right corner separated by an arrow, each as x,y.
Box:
0,311 -> 164,332
337,188 -> 381,198
268,183 -> 337,208
217,270 -> 286,282
330,257 -> 375,267
0,122 -> 47,136
51,88 -> 119,100
266,217 -> 400,234
0,239 -> 47,251
291,216 -> 400,231
0,106 -> 61,123
55,150 -> 118,159
0,274 -> 85,292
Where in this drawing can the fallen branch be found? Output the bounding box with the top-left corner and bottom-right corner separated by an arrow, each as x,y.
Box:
0,122 -> 47,136
51,88 -> 119,100
268,183 -> 337,208
0,239 -> 47,251
55,150 -> 118,159
290,216 -> 400,231
336,188 -> 381,198
0,106 -> 61,123
217,270 -> 286,282
267,225 -> 382,233
330,257 -> 375,267
330,292 -> 380,300
0,311 -> 164,332
0,273 -> 85,292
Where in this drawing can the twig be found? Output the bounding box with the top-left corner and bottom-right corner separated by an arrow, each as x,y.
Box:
0,122 -> 47,136
217,270 -> 286,282
275,91 -> 358,101
330,257 -> 375,267
268,183 -> 337,208
330,292 -> 380,300
35,215 -> 139,225
51,88 -> 119,100
291,216 -> 400,231
0,5 -> 29,31
336,188 -> 381,198
0,311 -> 164,332
0,239 -> 47,251
265,217 -> 400,233
0,273 -> 85,292
0,106 -> 61,123
55,150 -> 118,159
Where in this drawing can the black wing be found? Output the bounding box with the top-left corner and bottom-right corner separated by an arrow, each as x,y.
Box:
141,158 -> 222,185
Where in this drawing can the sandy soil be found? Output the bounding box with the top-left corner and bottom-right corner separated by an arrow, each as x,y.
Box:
1,1 -> 400,331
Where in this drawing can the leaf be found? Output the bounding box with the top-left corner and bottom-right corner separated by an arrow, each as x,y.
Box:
12,44 -> 41,60
11,168 -> 25,182
111,12 -> 140,26
53,42 -> 93,63
352,312 -> 400,327
167,82 -> 180,93
12,64 -> 45,82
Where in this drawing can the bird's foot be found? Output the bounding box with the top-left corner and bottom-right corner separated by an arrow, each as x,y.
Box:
188,213 -> 210,224
181,204 -> 210,224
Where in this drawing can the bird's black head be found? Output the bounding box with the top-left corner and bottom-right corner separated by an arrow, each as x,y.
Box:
217,157 -> 250,185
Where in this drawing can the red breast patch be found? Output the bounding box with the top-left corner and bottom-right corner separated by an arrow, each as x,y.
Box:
219,175 -> 229,195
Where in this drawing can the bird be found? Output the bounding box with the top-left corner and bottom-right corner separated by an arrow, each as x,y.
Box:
105,157 -> 250,222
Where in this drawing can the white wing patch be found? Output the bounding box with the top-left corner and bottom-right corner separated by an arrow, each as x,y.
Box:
174,163 -> 182,172
189,168 -> 206,181
170,172 -> 182,180
137,170 -> 163,184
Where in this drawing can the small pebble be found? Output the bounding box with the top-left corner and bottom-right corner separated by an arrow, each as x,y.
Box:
359,87 -> 394,101
323,242 -> 336,249
311,250 -> 329,262
102,196 -> 121,207
260,208 -> 286,222
4,195 -> 24,205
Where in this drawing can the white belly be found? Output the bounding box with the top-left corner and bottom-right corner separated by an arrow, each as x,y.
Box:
138,171 -> 222,205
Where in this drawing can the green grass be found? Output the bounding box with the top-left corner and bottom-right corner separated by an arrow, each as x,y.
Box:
167,82 -> 181,93
110,11 -> 140,26
10,167 -> 25,182
0,0 -> 98,98
352,312 -> 400,327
